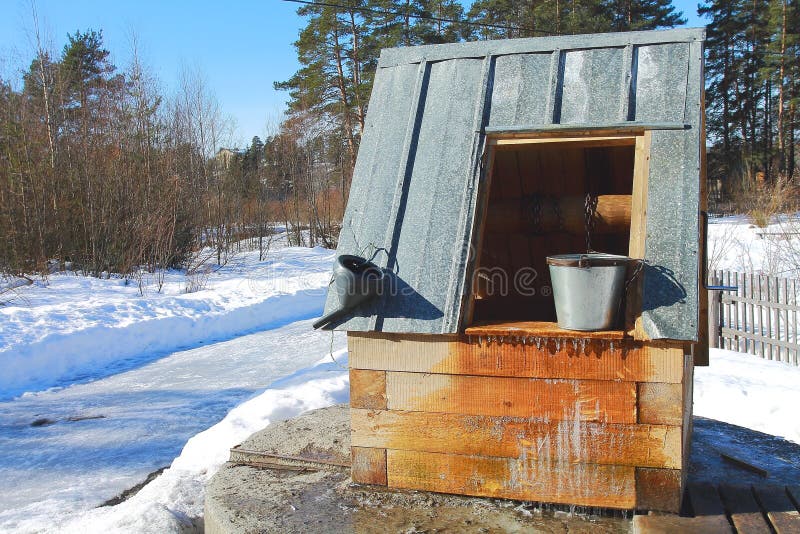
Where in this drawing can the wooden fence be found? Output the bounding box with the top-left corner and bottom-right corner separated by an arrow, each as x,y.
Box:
709,270 -> 800,365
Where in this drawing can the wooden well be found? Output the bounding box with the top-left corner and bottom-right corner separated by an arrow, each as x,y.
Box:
321,29 -> 709,513
347,129 -> 698,513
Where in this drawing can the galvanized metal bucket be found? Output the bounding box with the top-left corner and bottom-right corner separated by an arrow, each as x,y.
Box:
546,253 -> 632,331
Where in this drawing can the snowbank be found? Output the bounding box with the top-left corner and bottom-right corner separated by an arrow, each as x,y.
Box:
695,348 -> 800,445
0,246 -> 335,400
36,351 -> 349,533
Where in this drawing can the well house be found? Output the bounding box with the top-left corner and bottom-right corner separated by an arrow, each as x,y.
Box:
320,27 -> 707,512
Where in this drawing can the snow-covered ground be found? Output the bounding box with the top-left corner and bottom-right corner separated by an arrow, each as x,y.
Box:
2,221 -> 800,532
0,242 -> 347,532
695,348 -> 800,445
0,244 -> 335,400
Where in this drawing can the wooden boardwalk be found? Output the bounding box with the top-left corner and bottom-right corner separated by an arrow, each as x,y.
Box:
634,483 -> 800,533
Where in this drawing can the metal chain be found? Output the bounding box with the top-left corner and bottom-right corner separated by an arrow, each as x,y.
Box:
527,195 -> 542,234
584,193 -> 598,253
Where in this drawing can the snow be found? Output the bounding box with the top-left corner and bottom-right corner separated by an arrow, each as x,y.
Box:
0,243 -> 335,400
0,241 -> 347,532
695,348 -> 800,445
1,351 -> 349,533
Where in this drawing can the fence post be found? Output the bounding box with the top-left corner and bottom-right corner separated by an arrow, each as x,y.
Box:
708,274 -> 721,349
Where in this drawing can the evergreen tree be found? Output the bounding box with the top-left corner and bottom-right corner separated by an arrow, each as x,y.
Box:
604,0 -> 684,31
468,0 -> 683,38
275,2 -> 370,173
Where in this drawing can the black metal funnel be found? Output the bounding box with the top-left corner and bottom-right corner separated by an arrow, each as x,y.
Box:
312,255 -> 385,330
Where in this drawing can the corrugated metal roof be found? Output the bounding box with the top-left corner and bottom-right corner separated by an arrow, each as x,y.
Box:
323,27 -> 705,340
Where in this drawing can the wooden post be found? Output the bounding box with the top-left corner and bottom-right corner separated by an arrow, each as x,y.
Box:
708,275 -> 721,351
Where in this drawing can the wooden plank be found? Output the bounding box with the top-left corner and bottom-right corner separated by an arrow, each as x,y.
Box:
348,333 -> 685,383
689,482 -> 727,516
635,467 -> 682,513
696,95 -> 710,366
734,273 -> 741,352
638,382 -> 683,425
387,449 -> 636,509
681,353 -> 694,475
750,274 -> 757,355
757,274 -> 765,357
492,137 -> 637,149
633,514 -> 733,533
351,446 -> 387,485
793,280 -> 798,364
720,328 -> 800,352
386,372 -> 637,423
718,484 -> 772,534
349,369 -> 387,410
783,278 -> 790,363
463,144 -> 496,327
627,131 -> 651,340
788,485 -> 800,510
721,294 -> 800,314
719,452 -> 768,478
466,321 -> 625,339
753,485 -> 800,534
766,277 -> 774,360
351,409 -> 682,469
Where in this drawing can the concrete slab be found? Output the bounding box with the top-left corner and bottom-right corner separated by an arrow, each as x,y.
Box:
205,405 -> 630,534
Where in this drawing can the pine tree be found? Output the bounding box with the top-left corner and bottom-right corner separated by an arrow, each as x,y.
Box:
467,0 -> 684,38
275,2 -> 370,173
604,0 -> 685,31
761,0 -> 799,178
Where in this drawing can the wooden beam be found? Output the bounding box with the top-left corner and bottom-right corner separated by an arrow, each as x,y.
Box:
718,484 -> 772,534
387,449 -> 637,509
638,382 -> 683,425
489,135 -> 637,148
463,143 -> 497,328
385,372 -> 637,423
626,131 -> 652,340
633,515 -> 733,533
465,321 -> 625,339
348,333 -> 685,383
351,409 -> 682,469
351,446 -> 387,485
350,369 -> 387,410
753,486 -> 800,534
485,194 -> 632,234
636,467 -> 682,513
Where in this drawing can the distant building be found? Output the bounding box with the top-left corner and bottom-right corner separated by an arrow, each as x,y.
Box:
215,148 -> 241,169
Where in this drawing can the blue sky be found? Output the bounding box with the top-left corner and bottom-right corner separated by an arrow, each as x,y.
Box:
0,0 -> 706,147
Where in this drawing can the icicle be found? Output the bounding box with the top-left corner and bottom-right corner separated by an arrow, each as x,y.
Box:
555,338 -> 562,351
478,336 -> 484,347
572,338 -> 578,351
609,341 -> 615,353
580,339 -> 587,353
522,336 -> 527,346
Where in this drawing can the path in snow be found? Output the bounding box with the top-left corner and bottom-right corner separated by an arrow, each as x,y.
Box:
0,318 -> 346,530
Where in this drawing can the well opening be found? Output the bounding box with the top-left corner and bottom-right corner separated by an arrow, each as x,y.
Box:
470,135 -> 638,327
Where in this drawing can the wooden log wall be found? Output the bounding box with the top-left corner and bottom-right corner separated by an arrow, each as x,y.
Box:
348,332 -> 692,512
